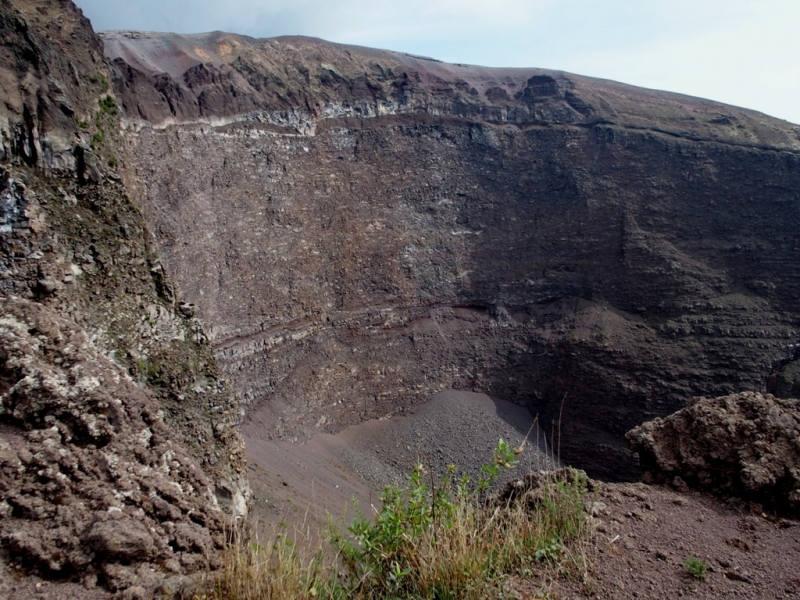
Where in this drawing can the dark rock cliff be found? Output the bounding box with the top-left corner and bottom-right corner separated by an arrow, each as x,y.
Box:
102,31 -> 800,481
0,1 -> 248,594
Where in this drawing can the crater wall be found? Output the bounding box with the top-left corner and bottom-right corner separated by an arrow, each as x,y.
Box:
109,34 -> 800,478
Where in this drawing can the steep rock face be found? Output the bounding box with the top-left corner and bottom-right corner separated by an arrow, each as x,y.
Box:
106,34 -> 800,478
0,0 -> 103,170
0,297 -> 227,590
0,0 -> 249,592
627,392 -> 800,516
767,347 -> 800,398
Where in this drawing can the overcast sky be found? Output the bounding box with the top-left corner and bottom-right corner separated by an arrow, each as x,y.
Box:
73,0 -> 800,125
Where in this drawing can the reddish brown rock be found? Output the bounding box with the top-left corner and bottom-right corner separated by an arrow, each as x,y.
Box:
0,297 -> 231,590
626,392 -> 800,515
0,3 -> 250,595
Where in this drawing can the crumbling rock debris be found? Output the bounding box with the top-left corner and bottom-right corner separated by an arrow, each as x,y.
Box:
0,297 -> 229,592
493,468 -> 593,509
626,392 -> 800,516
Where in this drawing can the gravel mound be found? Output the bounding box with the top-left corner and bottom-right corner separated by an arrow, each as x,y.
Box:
336,390 -> 557,491
245,390 -> 557,536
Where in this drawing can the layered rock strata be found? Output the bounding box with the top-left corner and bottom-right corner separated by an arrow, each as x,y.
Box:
104,31 -> 800,479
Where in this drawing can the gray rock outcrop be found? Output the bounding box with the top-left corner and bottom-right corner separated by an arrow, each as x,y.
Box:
767,346 -> 800,399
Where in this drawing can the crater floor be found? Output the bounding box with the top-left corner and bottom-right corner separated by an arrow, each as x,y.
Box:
244,390 -> 552,533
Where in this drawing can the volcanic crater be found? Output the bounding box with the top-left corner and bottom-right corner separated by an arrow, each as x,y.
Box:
100,30 -> 800,492
3,4 -> 800,594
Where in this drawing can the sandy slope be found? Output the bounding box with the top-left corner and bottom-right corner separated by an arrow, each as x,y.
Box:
244,389 -> 551,536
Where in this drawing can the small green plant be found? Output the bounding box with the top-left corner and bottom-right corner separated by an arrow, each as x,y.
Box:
534,537 -> 564,562
98,95 -> 118,116
89,73 -> 110,92
684,556 -> 708,580
478,436 -> 518,491
135,358 -> 163,386
213,439 -> 594,599
107,156 -> 118,168
90,131 -> 104,150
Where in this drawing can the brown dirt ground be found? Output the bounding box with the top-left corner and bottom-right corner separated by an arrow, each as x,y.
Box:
553,483 -> 800,600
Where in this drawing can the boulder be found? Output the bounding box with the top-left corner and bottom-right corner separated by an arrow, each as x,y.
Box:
627,392 -> 800,515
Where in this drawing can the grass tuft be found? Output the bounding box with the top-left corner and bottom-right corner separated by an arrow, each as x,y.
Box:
210,525 -> 330,600
208,440 -> 596,599
684,556 -> 708,580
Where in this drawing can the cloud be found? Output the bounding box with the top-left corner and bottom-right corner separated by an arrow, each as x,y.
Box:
557,1 -> 800,121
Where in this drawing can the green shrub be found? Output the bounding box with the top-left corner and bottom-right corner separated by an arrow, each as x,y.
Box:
213,440 -> 594,599
89,73 -> 110,92
328,440 -> 590,599
98,95 -> 118,116
684,556 -> 708,580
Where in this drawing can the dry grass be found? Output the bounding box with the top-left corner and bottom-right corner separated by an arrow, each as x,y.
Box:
207,524 -> 330,600
207,442 -> 596,600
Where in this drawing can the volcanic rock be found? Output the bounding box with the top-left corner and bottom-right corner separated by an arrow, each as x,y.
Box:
766,346 -> 800,398
104,31 -> 800,479
0,0 -> 249,594
626,391 -> 800,515
0,297 -> 225,589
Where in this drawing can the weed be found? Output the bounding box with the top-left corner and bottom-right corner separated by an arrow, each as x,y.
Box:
684,556 -> 708,580
89,73 -> 110,92
90,131 -> 104,150
213,525 -> 331,600
98,95 -> 118,116
134,358 -> 163,386
535,537 -> 564,562
211,439 -> 594,599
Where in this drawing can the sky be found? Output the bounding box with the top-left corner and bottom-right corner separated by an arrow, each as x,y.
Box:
72,0 -> 800,125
